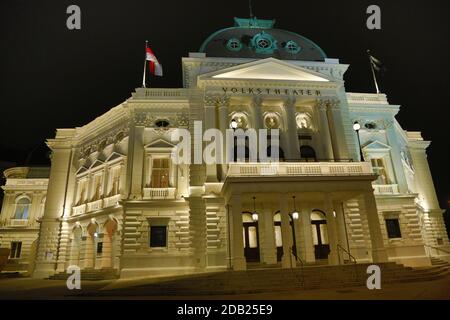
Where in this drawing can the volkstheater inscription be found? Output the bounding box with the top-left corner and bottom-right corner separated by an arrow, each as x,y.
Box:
222,87 -> 322,96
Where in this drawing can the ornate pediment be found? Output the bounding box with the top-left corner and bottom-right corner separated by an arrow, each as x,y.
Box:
145,139 -> 176,149
363,140 -> 391,151
198,58 -> 331,82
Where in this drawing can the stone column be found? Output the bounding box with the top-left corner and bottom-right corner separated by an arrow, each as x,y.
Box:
362,191 -> 389,263
204,95 -> 218,182
279,193 -> 294,268
300,202 -> 315,263
33,134 -> 74,279
317,100 -> 334,160
260,207 -> 277,264
324,193 -> 339,265
327,99 -> 350,160
385,121 -> 408,193
284,97 -> 300,160
217,97 -> 230,179
229,195 -> 246,270
130,125 -> 145,199
334,201 -> 350,253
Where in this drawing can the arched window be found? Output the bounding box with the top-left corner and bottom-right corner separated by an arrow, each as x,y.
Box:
233,136 -> 250,162
14,197 -> 31,219
300,145 -> 316,162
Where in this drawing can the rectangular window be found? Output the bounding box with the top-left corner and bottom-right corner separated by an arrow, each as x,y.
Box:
151,158 -> 169,188
385,219 -> 402,238
10,241 -> 22,259
150,226 -> 167,247
371,158 -> 390,185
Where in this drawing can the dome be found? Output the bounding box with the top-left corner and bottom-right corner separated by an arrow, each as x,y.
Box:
199,17 -> 327,61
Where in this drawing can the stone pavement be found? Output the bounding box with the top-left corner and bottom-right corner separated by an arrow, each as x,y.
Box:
0,273 -> 449,300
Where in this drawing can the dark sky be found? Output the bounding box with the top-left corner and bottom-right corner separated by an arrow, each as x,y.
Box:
0,0 -> 449,211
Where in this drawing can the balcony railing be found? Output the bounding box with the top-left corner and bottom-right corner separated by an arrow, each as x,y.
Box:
143,188 -> 176,200
373,184 -> 399,195
87,199 -> 103,212
227,161 -> 373,177
103,194 -> 121,208
72,204 -> 86,215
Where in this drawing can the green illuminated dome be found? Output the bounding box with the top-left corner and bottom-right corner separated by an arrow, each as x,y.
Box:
199,17 -> 327,61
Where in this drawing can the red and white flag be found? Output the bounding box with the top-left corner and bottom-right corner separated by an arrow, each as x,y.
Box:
146,46 -> 163,76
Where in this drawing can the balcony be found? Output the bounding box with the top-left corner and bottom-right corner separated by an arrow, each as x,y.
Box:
87,199 -> 103,212
143,188 -> 176,200
103,194 -> 121,208
72,204 -> 86,216
227,161 -> 373,177
373,184 -> 399,195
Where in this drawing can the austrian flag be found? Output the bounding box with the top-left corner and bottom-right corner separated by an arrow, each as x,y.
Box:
146,46 -> 163,76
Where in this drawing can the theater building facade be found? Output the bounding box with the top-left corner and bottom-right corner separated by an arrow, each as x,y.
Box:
1,17 -> 449,278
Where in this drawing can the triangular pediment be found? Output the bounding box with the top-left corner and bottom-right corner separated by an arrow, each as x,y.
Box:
199,58 -> 331,82
145,139 -> 175,149
105,151 -> 124,163
76,166 -> 89,175
363,140 -> 391,151
89,159 -> 104,169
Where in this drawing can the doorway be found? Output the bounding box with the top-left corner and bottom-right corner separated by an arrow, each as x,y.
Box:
273,212 -> 297,262
311,211 -> 330,259
242,213 -> 260,262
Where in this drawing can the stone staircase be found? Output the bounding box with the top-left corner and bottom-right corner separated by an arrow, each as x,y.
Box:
48,268 -> 119,281
93,262 -> 450,296
430,257 -> 450,268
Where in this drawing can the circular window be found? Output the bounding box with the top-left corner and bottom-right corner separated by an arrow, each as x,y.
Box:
257,38 -> 271,49
155,119 -> 170,128
226,38 -> 242,51
285,40 -> 301,54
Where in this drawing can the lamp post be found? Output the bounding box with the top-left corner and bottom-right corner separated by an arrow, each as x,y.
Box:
251,196 -> 258,222
353,121 -> 365,161
289,196 -> 299,261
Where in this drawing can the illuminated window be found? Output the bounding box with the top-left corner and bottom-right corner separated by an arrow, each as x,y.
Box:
91,173 -> 103,200
108,166 -> 121,196
151,158 -> 169,188
14,197 -> 30,219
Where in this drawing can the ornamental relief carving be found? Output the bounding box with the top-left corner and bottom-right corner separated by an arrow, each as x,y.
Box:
79,126 -> 129,159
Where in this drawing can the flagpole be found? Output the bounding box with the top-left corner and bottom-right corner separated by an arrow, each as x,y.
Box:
142,40 -> 148,88
367,50 -> 380,94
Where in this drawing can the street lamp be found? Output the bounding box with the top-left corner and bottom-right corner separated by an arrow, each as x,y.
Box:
251,196 -> 259,221
353,121 -> 365,161
291,196 -> 299,220
230,118 -> 238,130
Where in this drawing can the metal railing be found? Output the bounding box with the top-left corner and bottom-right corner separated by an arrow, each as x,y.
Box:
289,246 -> 304,286
337,244 -> 359,281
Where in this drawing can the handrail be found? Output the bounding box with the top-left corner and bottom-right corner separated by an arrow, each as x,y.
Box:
337,244 -> 357,265
424,244 -> 450,255
289,246 -> 304,286
337,244 -> 359,282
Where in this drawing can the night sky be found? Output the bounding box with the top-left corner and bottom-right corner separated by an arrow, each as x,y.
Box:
0,1 -> 449,217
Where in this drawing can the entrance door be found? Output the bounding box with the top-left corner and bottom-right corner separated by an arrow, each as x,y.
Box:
311,211 -> 330,259
243,222 -> 260,262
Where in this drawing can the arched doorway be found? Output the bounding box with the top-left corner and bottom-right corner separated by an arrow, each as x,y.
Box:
242,213 -> 260,262
311,210 -> 330,259
101,218 -> 118,269
300,145 -> 317,162
273,212 -> 297,262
